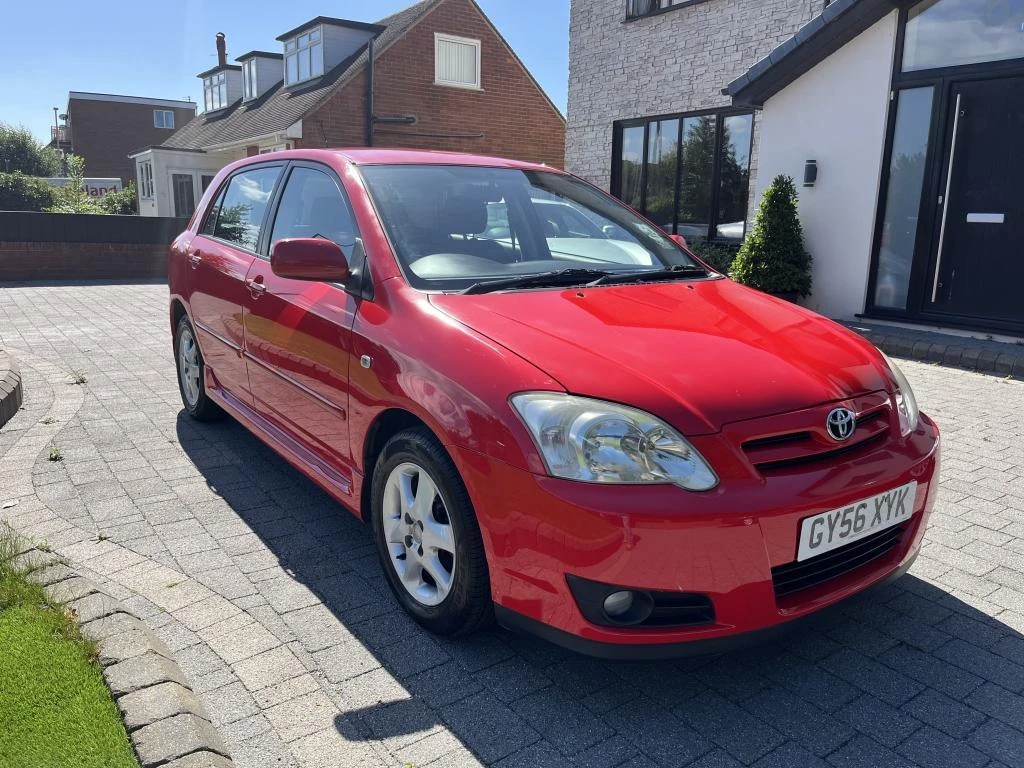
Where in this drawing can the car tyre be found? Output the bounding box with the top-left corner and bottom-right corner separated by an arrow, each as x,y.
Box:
174,315 -> 223,422
371,427 -> 492,636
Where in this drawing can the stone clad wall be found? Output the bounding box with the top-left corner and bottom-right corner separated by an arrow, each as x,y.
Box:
566,0 -> 821,192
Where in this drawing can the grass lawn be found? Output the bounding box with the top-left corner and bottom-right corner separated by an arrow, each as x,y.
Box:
0,527 -> 139,768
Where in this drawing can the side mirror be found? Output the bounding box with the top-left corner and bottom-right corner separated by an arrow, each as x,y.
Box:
669,234 -> 689,249
270,238 -> 351,282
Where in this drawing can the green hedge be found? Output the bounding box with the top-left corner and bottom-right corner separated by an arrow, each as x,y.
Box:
689,240 -> 741,275
0,173 -> 56,212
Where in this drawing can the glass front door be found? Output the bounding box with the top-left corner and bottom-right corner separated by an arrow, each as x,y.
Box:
927,76 -> 1024,324
172,173 -> 196,218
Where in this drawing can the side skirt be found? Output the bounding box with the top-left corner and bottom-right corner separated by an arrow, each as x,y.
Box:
205,385 -> 364,520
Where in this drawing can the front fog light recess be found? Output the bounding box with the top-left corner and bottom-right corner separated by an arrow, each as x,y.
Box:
601,589 -> 653,625
510,393 -> 718,490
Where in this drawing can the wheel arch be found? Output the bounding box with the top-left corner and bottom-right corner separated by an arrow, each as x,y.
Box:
360,408 -> 435,521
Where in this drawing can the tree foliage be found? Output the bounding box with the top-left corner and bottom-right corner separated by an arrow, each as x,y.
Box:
97,181 -> 138,215
44,156 -> 104,214
0,173 -> 57,211
730,175 -> 812,297
0,124 -> 62,176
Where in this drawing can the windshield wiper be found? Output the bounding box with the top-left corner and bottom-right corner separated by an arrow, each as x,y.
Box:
587,264 -> 709,286
461,268 -> 611,295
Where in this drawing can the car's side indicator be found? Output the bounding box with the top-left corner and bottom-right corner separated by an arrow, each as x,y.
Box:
360,355 -> 372,369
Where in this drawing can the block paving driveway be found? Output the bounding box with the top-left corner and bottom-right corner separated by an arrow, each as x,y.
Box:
1,281 -> 1023,768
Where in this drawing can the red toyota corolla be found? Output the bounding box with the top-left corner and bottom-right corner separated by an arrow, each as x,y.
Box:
169,149 -> 939,658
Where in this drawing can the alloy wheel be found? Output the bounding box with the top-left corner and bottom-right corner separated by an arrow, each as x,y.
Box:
178,327 -> 201,408
381,461 -> 457,606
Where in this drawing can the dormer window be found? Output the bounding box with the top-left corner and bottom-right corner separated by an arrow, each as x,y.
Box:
284,26 -> 324,85
242,60 -> 258,101
204,72 -> 228,111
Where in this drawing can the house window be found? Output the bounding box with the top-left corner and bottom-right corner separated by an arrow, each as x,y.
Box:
243,59 -> 258,101
153,110 -> 175,129
902,0 -> 1024,72
284,26 -> 324,86
203,72 -> 229,112
138,161 -> 154,198
625,0 -> 707,20
612,110 -> 754,241
435,33 -> 481,89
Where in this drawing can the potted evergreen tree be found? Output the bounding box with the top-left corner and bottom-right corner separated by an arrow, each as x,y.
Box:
730,174 -> 812,302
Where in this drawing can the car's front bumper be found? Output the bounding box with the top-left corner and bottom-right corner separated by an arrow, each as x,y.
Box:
453,413 -> 940,658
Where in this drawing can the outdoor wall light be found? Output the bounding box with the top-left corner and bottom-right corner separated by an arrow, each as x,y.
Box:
804,160 -> 818,187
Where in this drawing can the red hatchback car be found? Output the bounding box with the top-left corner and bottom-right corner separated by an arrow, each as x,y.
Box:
170,149 -> 940,658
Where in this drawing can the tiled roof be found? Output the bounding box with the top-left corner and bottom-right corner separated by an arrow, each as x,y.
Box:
162,0 -> 439,152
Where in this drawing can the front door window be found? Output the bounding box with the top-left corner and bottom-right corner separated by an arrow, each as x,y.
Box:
873,87 -> 934,310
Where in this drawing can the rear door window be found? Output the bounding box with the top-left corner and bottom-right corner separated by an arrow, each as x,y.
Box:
211,166 -> 282,252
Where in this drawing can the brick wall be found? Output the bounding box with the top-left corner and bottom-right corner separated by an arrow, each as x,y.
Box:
0,242 -> 169,281
68,98 -> 198,185
566,0 -> 821,193
302,0 -> 566,167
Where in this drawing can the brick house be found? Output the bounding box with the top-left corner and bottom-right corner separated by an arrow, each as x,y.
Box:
568,0 -> 1024,335
59,92 -> 197,185
130,0 -> 565,218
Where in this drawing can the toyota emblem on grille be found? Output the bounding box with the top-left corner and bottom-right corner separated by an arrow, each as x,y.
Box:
826,408 -> 856,442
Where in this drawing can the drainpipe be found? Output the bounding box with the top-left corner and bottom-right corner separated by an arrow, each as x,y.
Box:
366,37 -> 375,146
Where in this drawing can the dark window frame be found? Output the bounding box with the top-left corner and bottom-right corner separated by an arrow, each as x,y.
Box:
863,2 -> 1024,334
611,107 -> 755,243
624,0 -> 709,22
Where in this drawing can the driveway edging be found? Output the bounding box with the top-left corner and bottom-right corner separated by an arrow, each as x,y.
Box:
0,351 -> 23,429
17,545 -> 234,768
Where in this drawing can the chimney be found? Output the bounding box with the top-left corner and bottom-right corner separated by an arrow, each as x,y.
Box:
216,33 -> 227,67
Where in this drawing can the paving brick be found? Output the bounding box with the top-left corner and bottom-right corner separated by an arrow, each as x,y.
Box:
440,691 -> 542,764
897,726 -> 990,768
118,681 -> 205,732
742,687 -> 854,757
675,691 -> 785,763
105,651 -> 188,698
826,735 -> 917,768
902,689 -> 986,739
834,694 -> 921,748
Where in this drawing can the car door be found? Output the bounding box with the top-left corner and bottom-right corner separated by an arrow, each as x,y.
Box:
242,162 -> 360,473
186,164 -> 283,409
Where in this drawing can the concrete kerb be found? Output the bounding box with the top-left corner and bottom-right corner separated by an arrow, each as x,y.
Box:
20,545 -> 233,768
0,350 -> 24,429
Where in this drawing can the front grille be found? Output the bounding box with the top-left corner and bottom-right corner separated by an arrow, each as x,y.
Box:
771,524 -> 906,599
742,407 -> 891,473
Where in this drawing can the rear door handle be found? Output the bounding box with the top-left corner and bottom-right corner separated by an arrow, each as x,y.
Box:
247,278 -> 266,298
188,250 -> 202,268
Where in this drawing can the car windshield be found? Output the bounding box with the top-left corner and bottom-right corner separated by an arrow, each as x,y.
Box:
359,164 -> 704,291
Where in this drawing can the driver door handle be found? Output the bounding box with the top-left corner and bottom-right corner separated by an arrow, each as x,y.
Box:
246,277 -> 266,298
188,250 -> 203,268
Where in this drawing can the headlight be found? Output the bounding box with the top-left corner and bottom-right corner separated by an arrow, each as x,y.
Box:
881,352 -> 920,437
510,393 -> 718,490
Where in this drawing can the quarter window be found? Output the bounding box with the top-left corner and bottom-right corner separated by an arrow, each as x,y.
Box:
203,72 -> 229,112
614,110 -> 754,241
210,166 -> 282,251
284,27 -> 324,86
269,167 -> 357,253
435,33 -> 481,89
153,110 -> 175,129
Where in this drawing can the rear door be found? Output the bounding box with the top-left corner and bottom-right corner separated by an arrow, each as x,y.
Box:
242,162 -> 361,471
187,164 -> 283,408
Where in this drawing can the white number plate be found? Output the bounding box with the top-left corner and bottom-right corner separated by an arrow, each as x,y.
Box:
797,481 -> 917,562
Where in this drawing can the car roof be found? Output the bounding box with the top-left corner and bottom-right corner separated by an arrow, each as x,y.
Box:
240,147 -> 562,173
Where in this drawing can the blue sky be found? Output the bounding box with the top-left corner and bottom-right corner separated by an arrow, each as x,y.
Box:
2,0 -> 569,144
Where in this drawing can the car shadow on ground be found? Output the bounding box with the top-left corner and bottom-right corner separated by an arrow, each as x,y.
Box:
176,413 -> 1024,768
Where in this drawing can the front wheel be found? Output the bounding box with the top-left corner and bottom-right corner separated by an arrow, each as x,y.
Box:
371,428 -> 491,636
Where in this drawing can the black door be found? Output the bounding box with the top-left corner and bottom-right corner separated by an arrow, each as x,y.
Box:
172,173 -> 196,218
929,76 -> 1024,324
